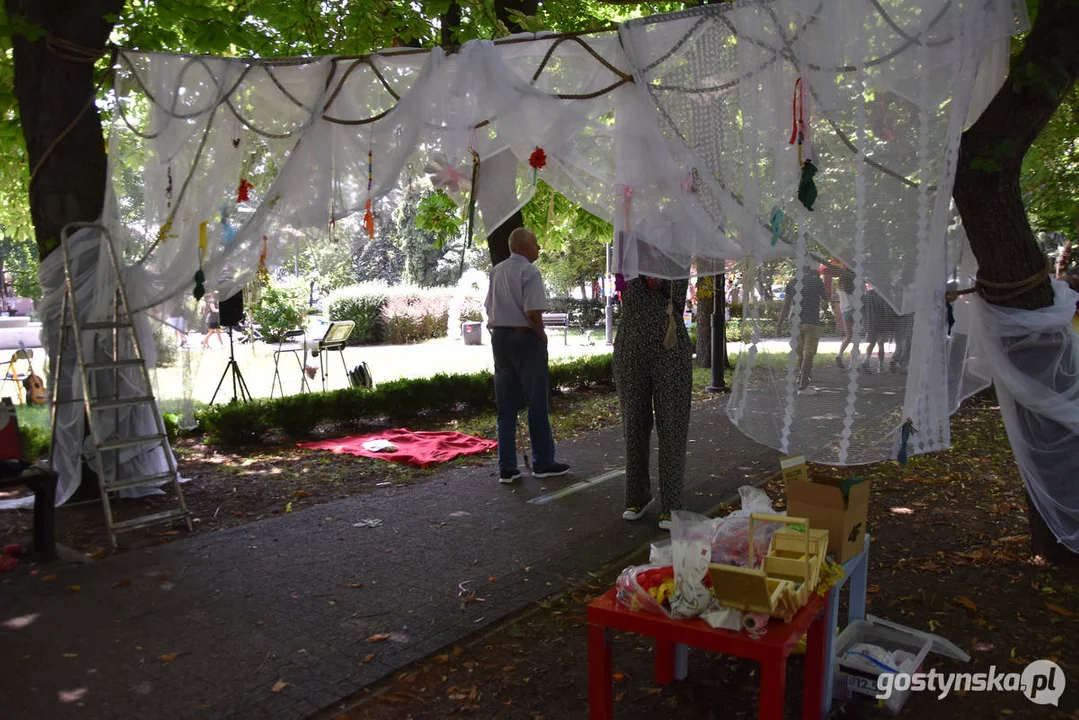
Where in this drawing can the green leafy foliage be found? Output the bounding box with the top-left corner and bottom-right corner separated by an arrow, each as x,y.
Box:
413,189 -> 464,251
1022,86 -> 1079,235
249,281 -> 307,343
196,353 -> 615,443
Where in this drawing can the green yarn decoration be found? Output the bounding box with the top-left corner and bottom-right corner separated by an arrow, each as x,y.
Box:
193,268 -> 206,301
797,160 -> 818,211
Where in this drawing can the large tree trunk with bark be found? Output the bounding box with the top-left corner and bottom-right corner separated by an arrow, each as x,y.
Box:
953,0 -> 1079,565
7,0 -> 121,260
486,0 -> 539,266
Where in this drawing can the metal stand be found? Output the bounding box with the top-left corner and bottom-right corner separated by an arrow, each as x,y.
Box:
210,326 -> 252,405
705,273 -> 728,392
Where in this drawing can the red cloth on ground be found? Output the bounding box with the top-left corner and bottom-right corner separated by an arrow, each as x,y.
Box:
297,429 -> 497,468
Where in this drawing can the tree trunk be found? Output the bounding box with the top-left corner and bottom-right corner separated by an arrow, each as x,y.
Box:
953,0 -> 1079,565
7,0 -> 121,260
696,292 -> 713,368
485,0 -> 539,266
440,1 -> 461,47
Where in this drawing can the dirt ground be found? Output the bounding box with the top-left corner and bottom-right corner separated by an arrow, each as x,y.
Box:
324,392 -> 1079,720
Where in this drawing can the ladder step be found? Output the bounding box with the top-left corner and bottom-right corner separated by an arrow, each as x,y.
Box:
91,396 -> 157,410
96,434 -> 167,452
80,320 -> 132,330
84,360 -> 145,371
104,472 -> 177,494
110,508 -> 189,533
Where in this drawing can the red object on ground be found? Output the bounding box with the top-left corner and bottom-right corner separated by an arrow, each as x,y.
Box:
587,587 -> 829,720
4,544 -> 23,557
0,555 -> 17,573
298,429 -> 497,468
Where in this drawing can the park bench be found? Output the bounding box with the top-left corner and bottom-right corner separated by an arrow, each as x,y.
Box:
542,312 -> 569,345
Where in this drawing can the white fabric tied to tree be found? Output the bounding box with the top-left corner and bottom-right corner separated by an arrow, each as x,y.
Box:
22,0 -> 1032,509
969,282 -> 1079,552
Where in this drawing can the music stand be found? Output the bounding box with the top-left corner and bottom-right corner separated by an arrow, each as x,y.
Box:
309,321 -> 355,392
271,329 -> 311,399
210,326 -> 252,405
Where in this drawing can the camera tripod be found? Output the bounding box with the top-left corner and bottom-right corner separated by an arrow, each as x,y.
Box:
210,326 -> 252,405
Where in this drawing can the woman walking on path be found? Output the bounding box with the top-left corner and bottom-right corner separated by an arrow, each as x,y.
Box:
835,270 -> 858,368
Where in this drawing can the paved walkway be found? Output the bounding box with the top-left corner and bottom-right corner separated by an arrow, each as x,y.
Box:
0,395 -> 776,720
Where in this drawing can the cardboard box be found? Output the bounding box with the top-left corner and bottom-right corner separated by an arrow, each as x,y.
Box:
786,475 -> 870,563
779,454 -> 808,484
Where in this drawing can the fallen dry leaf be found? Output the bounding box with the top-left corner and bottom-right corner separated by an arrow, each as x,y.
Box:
112,579 -> 133,588
1046,603 -> 1073,617
58,688 -> 87,703
361,654 -> 375,664
66,585 -> 81,592
271,679 -> 290,693
159,652 -> 180,663
2,613 -> 40,629
917,560 -> 941,573
88,547 -> 107,560
953,596 -> 977,612
42,575 -> 56,581
866,585 -> 881,594
366,633 -> 392,643
613,672 -> 625,681
488,576 -> 496,583
343,583 -> 364,589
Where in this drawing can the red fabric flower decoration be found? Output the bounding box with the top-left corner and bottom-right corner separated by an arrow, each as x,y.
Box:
237,178 -> 254,203
529,147 -> 547,171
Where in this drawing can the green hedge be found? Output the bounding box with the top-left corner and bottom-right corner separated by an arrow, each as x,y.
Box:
196,353 -> 615,444
327,284 -> 389,345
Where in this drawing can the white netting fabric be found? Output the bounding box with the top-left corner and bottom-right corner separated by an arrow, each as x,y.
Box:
969,281 -> 1079,552
30,1 -> 1027,505
619,0 -> 1025,463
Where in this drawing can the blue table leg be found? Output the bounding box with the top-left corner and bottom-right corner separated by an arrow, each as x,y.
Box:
822,534 -> 871,717
674,643 -> 688,681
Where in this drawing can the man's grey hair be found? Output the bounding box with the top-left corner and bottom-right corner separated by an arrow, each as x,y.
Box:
508,227 -> 534,253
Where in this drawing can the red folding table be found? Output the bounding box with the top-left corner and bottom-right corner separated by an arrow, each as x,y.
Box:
587,587 -> 829,720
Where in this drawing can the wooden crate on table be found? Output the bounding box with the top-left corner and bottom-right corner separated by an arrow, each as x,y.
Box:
708,514 -> 829,622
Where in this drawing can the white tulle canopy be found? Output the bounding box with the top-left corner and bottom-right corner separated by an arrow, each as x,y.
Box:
28,0 -> 1054,530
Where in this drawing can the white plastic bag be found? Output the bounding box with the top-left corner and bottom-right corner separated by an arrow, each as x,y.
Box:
710,485 -> 785,568
668,510 -> 716,618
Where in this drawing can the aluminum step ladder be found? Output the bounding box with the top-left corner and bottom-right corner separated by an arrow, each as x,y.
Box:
50,223 -> 191,548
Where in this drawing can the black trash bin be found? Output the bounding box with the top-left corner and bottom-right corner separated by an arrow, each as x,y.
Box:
462,321 -> 482,346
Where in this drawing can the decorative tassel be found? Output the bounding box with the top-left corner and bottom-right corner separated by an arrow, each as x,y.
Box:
798,160 -> 818,211
897,419 -> 916,466
663,297 -> 677,350
237,178 -> 253,203
157,218 -> 175,245
220,205 -> 236,246
363,147 -> 375,239
193,221 -> 208,300
166,165 -> 173,209
770,207 -> 784,246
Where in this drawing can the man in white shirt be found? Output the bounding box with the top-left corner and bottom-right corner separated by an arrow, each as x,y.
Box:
484,228 -> 571,483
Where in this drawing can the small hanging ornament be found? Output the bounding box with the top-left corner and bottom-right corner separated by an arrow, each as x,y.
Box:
165,165 -> 173,209
363,147 -> 375,239
790,75 -> 818,211
237,178 -> 253,203
529,146 -> 547,185
157,218 -> 175,245
193,220 -> 208,300
465,147 -> 480,251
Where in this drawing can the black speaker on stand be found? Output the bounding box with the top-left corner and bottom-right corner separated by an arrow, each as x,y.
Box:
219,292 -> 244,327
210,292 -> 251,405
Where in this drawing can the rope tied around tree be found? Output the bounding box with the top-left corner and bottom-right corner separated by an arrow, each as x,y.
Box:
974,263 -> 1052,304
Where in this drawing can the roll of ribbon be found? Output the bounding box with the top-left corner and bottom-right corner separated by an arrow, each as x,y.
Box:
742,612 -> 769,633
